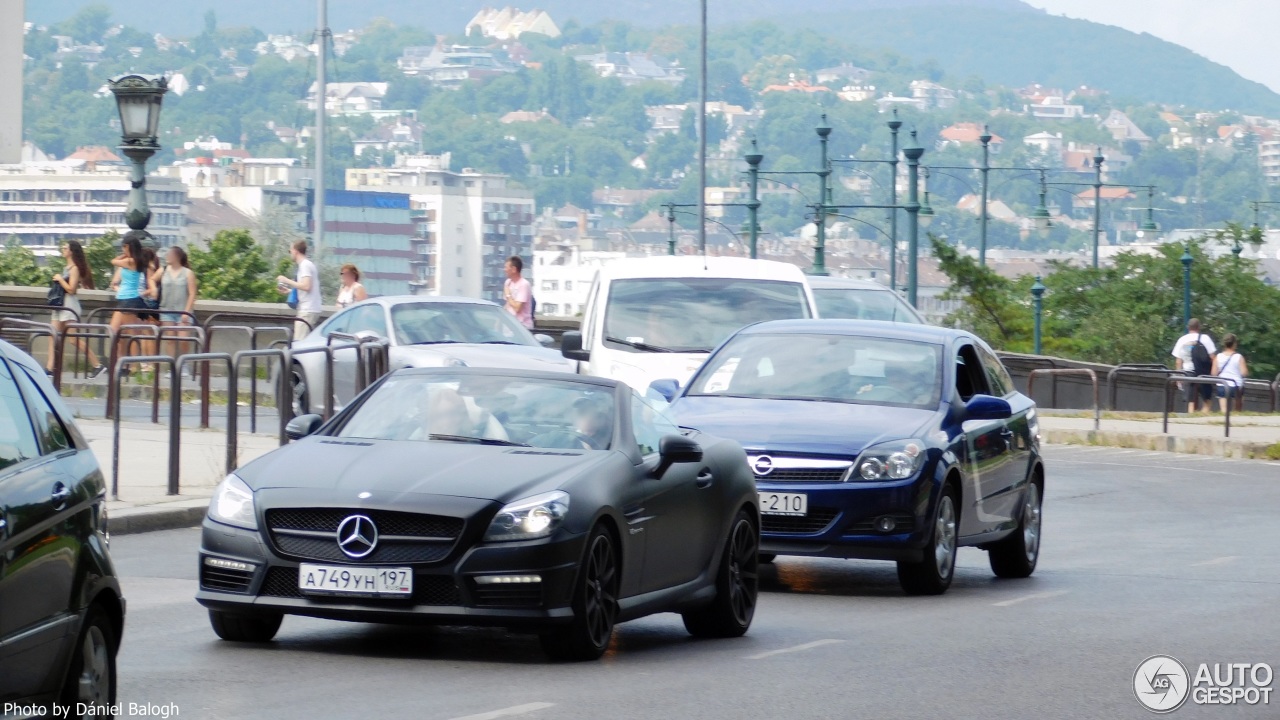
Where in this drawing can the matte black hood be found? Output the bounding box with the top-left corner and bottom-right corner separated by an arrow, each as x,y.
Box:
237,437 -> 604,503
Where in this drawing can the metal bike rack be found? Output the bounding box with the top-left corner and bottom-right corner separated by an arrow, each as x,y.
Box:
1028,368 -> 1100,431
1163,376 -> 1236,437
0,317 -> 59,388
179,352 -> 238,477
1105,364 -> 1189,411
120,328 -> 205,424
283,344 -> 343,421
57,322 -> 113,387
107,324 -> 160,419
111,355 -> 178,500
201,325 -> 255,429
233,348 -> 289,446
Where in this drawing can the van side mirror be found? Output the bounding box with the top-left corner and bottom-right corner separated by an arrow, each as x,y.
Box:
561,331 -> 590,362
648,378 -> 680,403
286,414 -> 324,440
653,434 -> 703,477
963,394 -> 1012,421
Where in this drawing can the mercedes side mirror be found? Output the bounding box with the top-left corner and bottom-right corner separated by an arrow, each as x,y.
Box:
286,413 -> 324,440
648,378 -> 680,403
560,330 -> 590,362
652,434 -> 703,478
534,333 -> 555,348
963,394 -> 1013,421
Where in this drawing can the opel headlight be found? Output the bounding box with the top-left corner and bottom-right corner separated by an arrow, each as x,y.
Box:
485,491 -> 570,542
851,440 -> 927,481
208,474 -> 257,529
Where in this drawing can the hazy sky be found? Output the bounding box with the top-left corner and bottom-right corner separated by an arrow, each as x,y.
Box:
1024,0 -> 1280,93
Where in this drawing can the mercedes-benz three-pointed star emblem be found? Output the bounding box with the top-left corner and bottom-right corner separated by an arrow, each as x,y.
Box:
336,514 -> 378,558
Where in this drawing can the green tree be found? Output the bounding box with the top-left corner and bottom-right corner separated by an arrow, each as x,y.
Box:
0,239 -> 47,287
188,229 -> 276,302
931,235 -> 1031,349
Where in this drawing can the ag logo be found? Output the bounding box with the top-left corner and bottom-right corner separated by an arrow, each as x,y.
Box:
1134,655 -> 1190,713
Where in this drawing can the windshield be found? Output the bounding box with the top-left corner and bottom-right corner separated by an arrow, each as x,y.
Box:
689,333 -> 943,408
337,374 -> 616,450
814,288 -> 922,323
603,278 -> 810,353
392,302 -> 536,346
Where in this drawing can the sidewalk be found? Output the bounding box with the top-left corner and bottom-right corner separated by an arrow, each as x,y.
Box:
77,417 -> 280,535
1039,411 -> 1280,460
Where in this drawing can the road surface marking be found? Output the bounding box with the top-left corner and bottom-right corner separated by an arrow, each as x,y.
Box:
1049,458 -> 1237,476
748,639 -> 844,660
1191,556 -> 1239,567
449,703 -> 556,720
993,590 -> 1069,607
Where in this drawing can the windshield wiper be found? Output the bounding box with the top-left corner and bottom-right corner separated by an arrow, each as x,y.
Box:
427,434 -> 530,447
604,335 -> 678,353
478,340 -> 522,345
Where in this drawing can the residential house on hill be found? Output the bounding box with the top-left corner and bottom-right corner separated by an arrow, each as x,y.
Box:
815,64 -> 873,86
466,7 -> 561,39
875,95 -> 927,113
1101,110 -> 1151,146
307,81 -> 390,115
1028,95 -> 1085,119
353,118 -> 426,157
910,80 -> 956,110
575,52 -> 684,86
937,123 -> 1003,153
1023,131 -> 1063,157
500,109 -> 558,124
837,85 -> 876,103
398,45 -> 516,87
762,78 -> 831,95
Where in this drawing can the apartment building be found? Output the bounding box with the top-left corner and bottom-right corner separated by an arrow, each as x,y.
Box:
346,156 -> 535,302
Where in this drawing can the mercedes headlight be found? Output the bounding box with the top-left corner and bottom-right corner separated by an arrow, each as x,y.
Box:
485,491 -> 570,542
208,474 -> 257,529
851,439 -> 927,481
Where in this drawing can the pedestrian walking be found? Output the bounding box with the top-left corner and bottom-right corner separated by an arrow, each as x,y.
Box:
47,240 -> 105,378
1212,333 -> 1248,413
109,236 -> 157,371
503,255 -> 534,329
336,264 -> 368,308
277,240 -> 322,339
1171,318 -> 1217,413
155,246 -> 198,376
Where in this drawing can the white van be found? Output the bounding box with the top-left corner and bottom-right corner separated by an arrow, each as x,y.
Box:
559,256 -> 817,392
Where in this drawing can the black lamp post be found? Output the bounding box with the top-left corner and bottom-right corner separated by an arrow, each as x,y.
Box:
1030,275 -> 1045,355
744,141 -> 762,259
813,116 -> 832,276
1181,243 -> 1194,328
903,133 -> 925,308
108,74 -> 168,243
666,204 -> 677,256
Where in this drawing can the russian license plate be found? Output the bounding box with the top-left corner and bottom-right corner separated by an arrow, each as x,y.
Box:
298,564 -> 413,596
759,492 -> 808,516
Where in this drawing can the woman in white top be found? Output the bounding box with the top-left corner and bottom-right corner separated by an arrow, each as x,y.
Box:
336,263 -> 368,308
48,240 -> 105,377
1212,333 -> 1248,413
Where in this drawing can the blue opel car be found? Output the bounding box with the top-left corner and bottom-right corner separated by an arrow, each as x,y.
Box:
653,320 -> 1044,595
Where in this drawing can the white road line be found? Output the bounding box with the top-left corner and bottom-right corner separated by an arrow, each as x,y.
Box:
993,590 -> 1069,607
747,639 -> 844,660
449,703 -> 556,720
1049,458 -> 1238,476
1191,556 -> 1239,567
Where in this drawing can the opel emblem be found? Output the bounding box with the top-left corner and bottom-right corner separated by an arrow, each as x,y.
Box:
752,455 -> 775,476
336,514 -> 378,558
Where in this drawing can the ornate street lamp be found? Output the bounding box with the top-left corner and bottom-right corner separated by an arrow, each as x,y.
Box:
108,74 -> 168,238
1031,171 -> 1052,234
917,168 -> 935,229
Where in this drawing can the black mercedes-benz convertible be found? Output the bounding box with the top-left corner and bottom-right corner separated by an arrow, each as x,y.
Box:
196,368 -> 759,661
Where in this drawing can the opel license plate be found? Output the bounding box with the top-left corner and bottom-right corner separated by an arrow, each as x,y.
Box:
298,564 -> 413,596
759,492 -> 807,516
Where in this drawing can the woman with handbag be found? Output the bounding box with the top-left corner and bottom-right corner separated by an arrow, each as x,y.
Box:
1212,333 -> 1249,413
47,240 -> 105,378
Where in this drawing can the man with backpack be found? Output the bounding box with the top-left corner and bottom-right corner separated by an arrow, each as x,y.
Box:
1171,318 -> 1217,413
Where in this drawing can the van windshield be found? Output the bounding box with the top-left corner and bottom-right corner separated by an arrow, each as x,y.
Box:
602,278 -> 810,353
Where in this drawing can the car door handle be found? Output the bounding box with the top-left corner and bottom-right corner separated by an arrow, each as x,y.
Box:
51,483 -> 72,506
696,470 -> 714,489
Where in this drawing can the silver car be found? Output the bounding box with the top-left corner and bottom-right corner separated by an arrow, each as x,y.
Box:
284,296 -> 575,414
808,276 -> 926,324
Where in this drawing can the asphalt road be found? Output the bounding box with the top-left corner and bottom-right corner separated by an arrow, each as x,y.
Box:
109,446 -> 1280,720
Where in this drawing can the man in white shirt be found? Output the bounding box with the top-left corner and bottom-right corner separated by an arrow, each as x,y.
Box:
503,255 -> 534,329
1171,318 -> 1216,413
277,240 -> 324,339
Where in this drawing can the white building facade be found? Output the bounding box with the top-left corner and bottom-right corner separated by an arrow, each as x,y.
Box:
347,157 -> 535,302
532,246 -> 626,318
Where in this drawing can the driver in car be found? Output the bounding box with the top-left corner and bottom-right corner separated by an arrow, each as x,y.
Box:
421,389 -> 510,440
573,396 -> 612,449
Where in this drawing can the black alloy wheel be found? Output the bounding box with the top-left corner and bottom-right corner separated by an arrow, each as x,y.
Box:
683,510 -> 759,638
541,526 -> 619,661
60,606 -> 117,719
